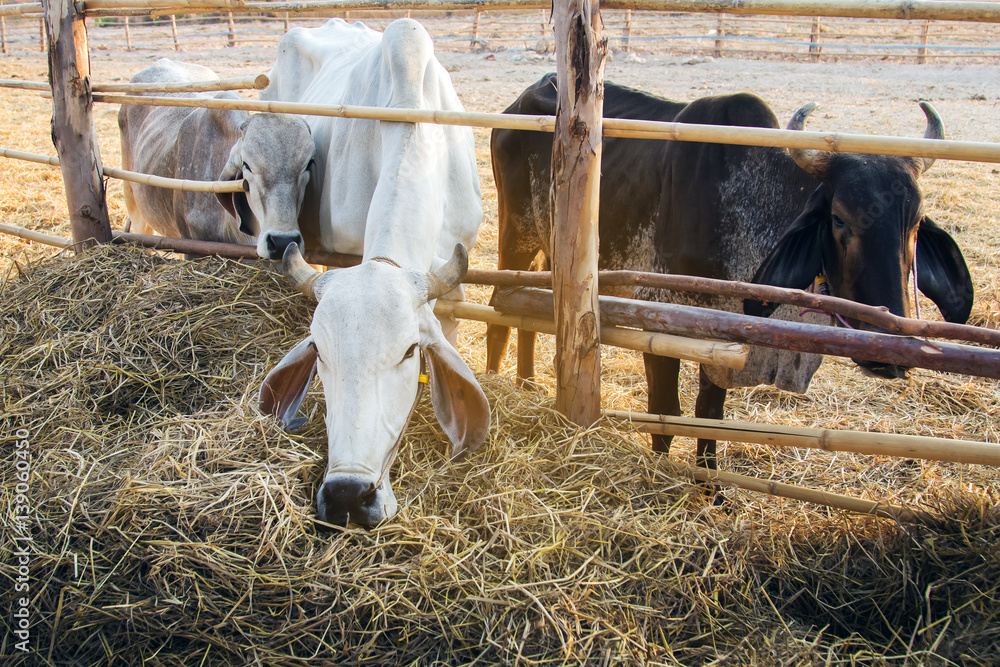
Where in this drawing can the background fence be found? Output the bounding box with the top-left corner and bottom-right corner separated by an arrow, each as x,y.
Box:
3,7 -> 1000,61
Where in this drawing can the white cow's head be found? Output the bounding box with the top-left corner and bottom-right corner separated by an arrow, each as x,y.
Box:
260,244 -> 491,527
216,114 -> 315,260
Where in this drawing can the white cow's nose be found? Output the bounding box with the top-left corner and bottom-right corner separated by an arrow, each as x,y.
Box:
317,475 -> 394,528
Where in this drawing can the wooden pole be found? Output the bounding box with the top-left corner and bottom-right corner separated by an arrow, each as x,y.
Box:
623,8 -> 631,52
39,17 -> 45,50
434,300 -> 748,369
808,15 -> 821,61
492,287 -> 1000,379
123,15 -> 131,50
470,8 -> 479,50
226,11 -> 235,46
714,13 -> 724,57
44,0 -> 113,250
282,10 -> 288,30
170,13 -> 179,50
918,19 -> 930,63
551,0 -> 607,426
1,1 -> 7,56
466,270 -> 1000,347
607,409 -> 1000,467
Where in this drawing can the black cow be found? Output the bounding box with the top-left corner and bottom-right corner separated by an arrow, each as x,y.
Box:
486,72 -> 974,469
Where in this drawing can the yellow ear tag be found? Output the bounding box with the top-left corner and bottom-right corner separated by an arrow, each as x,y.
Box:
418,373 -> 429,384
815,275 -> 828,286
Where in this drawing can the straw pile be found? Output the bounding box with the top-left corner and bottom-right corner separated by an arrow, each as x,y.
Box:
2,245 -> 999,665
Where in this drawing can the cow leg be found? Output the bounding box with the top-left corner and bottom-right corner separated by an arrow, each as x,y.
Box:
643,353 -> 681,454
486,246 -> 542,379
694,365 -> 726,470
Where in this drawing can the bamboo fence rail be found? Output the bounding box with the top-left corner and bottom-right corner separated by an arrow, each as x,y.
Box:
606,409 -> 1000,467
0,75 -> 270,93
674,463 -> 929,522
56,0 -> 1000,24
0,147 -> 248,192
90,92 -> 1000,164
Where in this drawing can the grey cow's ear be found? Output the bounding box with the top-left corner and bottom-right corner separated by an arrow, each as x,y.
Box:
744,184 -> 829,318
216,140 -> 256,236
259,337 -> 318,432
421,343 -> 491,459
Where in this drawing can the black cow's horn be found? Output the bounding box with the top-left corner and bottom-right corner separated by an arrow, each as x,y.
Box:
919,101 -> 945,174
786,102 -> 830,178
425,244 -> 468,302
282,242 -> 322,300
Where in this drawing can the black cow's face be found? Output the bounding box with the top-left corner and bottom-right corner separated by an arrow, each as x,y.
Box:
744,102 -> 974,380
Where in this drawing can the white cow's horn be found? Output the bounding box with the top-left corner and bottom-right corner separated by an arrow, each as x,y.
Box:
918,101 -> 945,174
281,242 -> 321,300
425,244 -> 468,302
786,102 -> 830,178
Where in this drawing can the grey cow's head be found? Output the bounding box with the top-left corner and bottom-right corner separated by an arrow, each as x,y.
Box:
259,244 -> 491,528
216,113 -> 315,260
745,101 -> 974,379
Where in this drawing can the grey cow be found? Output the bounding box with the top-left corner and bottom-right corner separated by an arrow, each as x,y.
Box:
118,59 -> 315,260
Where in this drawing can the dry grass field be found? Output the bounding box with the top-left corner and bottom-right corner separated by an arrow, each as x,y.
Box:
2,22 -> 1000,665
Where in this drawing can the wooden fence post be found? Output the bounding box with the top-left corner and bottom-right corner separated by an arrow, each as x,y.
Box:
43,0 -> 113,250
470,9 -> 479,50
39,18 -> 45,51
714,13 -> 724,58
551,0 -> 607,426
170,14 -> 179,50
809,16 -> 822,62
226,12 -> 235,47
1,12 -> 7,56
123,15 -> 131,51
623,9 -> 632,52
918,20 -> 930,63
283,11 -> 289,31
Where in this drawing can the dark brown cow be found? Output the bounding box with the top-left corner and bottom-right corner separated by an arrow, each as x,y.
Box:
487,72 -> 974,469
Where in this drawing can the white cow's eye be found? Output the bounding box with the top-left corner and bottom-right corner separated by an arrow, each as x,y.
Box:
243,162 -> 253,174
402,343 -> 418,362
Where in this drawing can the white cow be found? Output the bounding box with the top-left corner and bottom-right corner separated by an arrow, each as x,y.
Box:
118,58 -> 315,259
257,19 -> 489,528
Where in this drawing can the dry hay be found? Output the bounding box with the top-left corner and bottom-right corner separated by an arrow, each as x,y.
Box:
1,245 -> 999,665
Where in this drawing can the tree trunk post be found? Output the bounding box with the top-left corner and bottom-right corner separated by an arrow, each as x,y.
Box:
470,9 -> 479,51
226,12 -> 236,47
39,18 -> 45,51
918,20 -> 930,63
623,9 -> 632,53
170,14 -> 179,50
714,13 -> 724,58
123,15 -> 131,51
551,0 -> 607,426
43,0 -> 113,251
1,13 -> 7,56
809,16 -> 822,62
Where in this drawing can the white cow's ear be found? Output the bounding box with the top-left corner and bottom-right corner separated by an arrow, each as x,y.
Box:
421,344 -> 491,458
259,337 -> 318,432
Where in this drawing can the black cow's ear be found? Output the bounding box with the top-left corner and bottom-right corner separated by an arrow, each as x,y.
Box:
916,216 -> 974,324
743,185 -> 828,317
